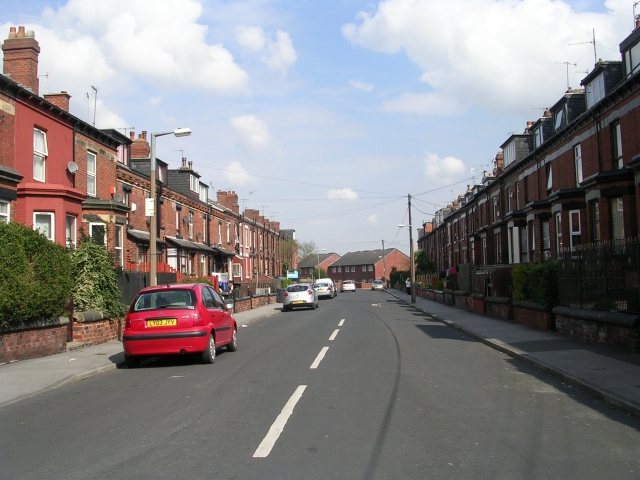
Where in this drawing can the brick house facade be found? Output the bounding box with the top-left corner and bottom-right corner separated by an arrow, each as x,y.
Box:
327,249 -> 409,284
419,24 -> 640,283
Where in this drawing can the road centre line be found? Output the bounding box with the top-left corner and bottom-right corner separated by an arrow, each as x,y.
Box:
310,347 -> 329,369
338,319 -> 345,326
253,385 -> 307,458
328,329 -> 339,341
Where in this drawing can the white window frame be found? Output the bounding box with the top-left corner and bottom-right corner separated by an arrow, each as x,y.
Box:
574,144 -> 583,185
87,151 -> 97,196
233,263 -> 241,277
89,222 -> 107,246
33,128 -> 47,182
0,200 -> 9,223
199,183 -> 208,203
33,212 -> 54,241
188,211 -> 194,239
338,266 -> 342,273
362,265 -> 367,272
611,198 -> 624,240
503,141 -> 516,166
368,265 -> 373,272
613,122 -> 623,169
115,224 -> 123,265
546,164 -> 553,192
190,174 -> 199,193
350,266 -> 355,273
569,210 -> 581,251
66,214 -> 76,248
556,213 -> 563,255
586,74 -> 605,109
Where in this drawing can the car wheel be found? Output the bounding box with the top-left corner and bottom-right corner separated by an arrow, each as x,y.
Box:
227,327 -> 238,352
283,305 -> 290,312
201,333 -> 216,364
311,300 -> 316,310
125,354 -> 141,369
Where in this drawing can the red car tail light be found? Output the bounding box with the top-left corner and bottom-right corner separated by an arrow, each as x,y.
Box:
125,316 -> 131,328
307,290 -> 313,295
283,292 -> 288,297
192,313 -> 204,326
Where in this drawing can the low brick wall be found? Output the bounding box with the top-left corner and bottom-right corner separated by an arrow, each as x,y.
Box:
452,291 -> 470,309
0,318 -> 69,364
553,307 -> 639,351
485,297 -> 511,321
234,294 -> 278,314
72,311 -> 122,345
512,301 -> 553,331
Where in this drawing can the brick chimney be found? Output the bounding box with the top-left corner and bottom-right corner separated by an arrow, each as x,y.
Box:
217,191 -> 239,214
2,26 -> 40,95
130,131 -> 150,159
44,91 -> 71,112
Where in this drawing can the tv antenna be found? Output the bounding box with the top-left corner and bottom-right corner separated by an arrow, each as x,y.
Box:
555,61 -> 577,90
38,72 -> 49,94
634,3 -> 640,29
569,29 -> 597,66
91,85 -> 98,126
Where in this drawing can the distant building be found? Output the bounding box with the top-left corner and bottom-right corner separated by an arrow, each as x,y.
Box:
327,249 -> 409,284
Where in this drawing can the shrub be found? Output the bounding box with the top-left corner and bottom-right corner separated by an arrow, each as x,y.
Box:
511,264 -> 531,301
511,262 -> 559,305
437,280 -> 444,290
70,232 -> 127,317
179,277 -> 212,286
0,222 -> 72,326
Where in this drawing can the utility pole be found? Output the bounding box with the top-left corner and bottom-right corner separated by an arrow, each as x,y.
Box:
382,239 -> 387,287
408,194 -> 416,304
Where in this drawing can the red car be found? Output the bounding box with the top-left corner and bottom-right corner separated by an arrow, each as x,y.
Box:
123,283 -> 238,368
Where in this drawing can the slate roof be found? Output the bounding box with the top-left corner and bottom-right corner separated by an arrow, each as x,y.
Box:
298,253 -> 338,268
329,249 -> 406,267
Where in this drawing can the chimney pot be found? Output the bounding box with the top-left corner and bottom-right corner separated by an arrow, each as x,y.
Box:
16,26 -> 25,38
182,157 -> 187,167
141,131 -> 147,140
129,131 -> 135,140
8,27 -> 16,39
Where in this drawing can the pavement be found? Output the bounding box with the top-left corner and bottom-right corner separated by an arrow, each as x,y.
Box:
1,294 -> 639,419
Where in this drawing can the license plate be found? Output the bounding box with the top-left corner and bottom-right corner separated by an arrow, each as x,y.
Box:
147,319 -> 177,327
292,301 -> 303,304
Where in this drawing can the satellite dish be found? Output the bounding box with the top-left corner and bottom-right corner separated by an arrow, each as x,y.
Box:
67,161 -> 78,173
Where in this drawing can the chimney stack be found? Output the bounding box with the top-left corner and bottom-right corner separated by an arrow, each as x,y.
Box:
44,91 -> 71,112
2,26 -> 40,95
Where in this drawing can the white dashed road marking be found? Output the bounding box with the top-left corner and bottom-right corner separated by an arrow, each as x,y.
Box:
338,319 -> 345,326
328,329 -> 339,341
253,385 -> 307,458
310,347 -> 329,369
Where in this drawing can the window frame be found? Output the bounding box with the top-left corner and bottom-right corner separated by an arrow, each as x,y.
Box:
33,212 -> 54,241
612,122 -> 623,170
574,144 -> 583,185
89,222 -> 107,246
33,128 -> 48,182
66,214 -> 76,248
0,200 -> 9,223
115,224 -> 123,265
87,150 -> 97,197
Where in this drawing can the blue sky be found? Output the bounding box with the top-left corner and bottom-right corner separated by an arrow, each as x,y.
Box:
0,0 -> 634,255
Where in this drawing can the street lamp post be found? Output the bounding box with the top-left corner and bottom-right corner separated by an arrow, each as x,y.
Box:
149,127 -> 191,286
315,248 -> 325,281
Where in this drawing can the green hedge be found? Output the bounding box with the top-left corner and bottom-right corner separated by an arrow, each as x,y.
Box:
0,222 -> 72,326
512,261 -> 559,305
70,233 -> 127,317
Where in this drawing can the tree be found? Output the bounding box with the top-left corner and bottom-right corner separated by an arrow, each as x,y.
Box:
278,239 -> 299,276
298,240 -> 318,260
415,249 -> 436,274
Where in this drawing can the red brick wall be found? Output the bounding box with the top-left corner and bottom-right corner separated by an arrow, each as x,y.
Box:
72,319 -> 122,345
486,302 -> 511,321
555,315 -> 639,352
513,306 -> 553,331
0,324 -> 67,363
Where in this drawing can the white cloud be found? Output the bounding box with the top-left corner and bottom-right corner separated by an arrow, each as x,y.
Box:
236,25 -> 265,51
343,0 -> 629,116
230,115 -> 271,155
422,151 -> 465,184
381,92 -> 463,115
367,214 -> 379,225
34,0 -> 249,95
93,99 -> 128,129
349,80 -> 374,92
148,96 -> 162,105
223,161 -> 251,186
236,26 -> 297,75
328,188 -> 358,200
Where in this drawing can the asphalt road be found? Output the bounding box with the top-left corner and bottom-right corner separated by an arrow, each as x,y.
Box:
1,291 -> 639,479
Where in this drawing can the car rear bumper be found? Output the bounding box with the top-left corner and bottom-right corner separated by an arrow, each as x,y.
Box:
123,329 -> 209,355
284,300 -> 315,308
